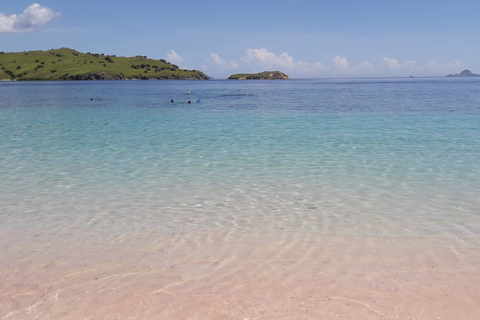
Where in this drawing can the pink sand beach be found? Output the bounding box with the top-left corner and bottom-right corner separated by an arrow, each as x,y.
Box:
2,226 -> 479,319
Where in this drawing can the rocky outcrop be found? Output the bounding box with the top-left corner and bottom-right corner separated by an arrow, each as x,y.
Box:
62,71 -> 125,80
447,69 -> 480,77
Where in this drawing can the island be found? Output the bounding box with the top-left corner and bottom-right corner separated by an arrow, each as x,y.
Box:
447,69 -> 480,77
228,71 -> 290,80
0,48 -> 209,80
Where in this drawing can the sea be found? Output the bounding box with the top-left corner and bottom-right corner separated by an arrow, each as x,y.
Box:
2,78 -> 479,238
1,78 -> 480,318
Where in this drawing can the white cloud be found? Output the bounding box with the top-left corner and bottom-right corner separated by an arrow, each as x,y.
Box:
243,48 -> 275,64
382,57 -> 415,70
328,57 -> 377,76
243,48 -> 295,68
382,57 -> 399,69
332,56 -> 349,70
166,50 -> 184,63
207,53 -> 239,69
0,3 -> 60,33
312,62 -> 326,70
424,59 -> 465,74
356,61 -> 374,71
209,53 -> 225,65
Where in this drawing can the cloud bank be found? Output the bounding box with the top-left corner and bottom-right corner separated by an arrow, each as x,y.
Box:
0,3 -> 60,33
203,47 -> 466,78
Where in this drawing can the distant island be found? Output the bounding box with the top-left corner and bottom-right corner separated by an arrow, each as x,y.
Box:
0,48 -> 209,80
228,71 -> 290,80
447,69 -> 480,77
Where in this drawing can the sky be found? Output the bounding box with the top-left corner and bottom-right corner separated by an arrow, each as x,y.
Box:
1,0 -> 479,79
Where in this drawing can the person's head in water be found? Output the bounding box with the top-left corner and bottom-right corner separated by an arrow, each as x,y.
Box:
171,99 -> 174,103
188,100 -> 191,104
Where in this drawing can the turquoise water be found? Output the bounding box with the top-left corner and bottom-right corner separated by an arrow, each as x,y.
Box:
1,78 -> 480,238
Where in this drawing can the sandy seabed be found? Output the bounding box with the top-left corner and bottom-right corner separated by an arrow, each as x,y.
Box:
1,226 -> 480,320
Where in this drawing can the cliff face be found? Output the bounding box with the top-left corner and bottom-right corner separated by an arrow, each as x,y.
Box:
228,71 -> 290,80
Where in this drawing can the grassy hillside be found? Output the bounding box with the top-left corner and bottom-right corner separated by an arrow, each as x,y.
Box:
0,48 -> 208,80
228,71 -> 289,80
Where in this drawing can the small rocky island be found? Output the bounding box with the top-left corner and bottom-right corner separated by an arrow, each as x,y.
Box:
228,71 -> 290,80
447,69 -> 480,77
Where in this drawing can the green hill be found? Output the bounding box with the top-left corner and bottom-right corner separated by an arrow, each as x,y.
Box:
228,71 -> 289,80
0,48 -> 208,80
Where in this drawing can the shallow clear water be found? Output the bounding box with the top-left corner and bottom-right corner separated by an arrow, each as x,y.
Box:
1,78 -> 480,238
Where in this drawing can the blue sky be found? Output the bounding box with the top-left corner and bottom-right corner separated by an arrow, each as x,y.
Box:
1,1 -> 479,79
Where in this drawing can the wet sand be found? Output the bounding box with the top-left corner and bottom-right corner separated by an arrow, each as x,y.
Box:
1,227 -> 480,319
